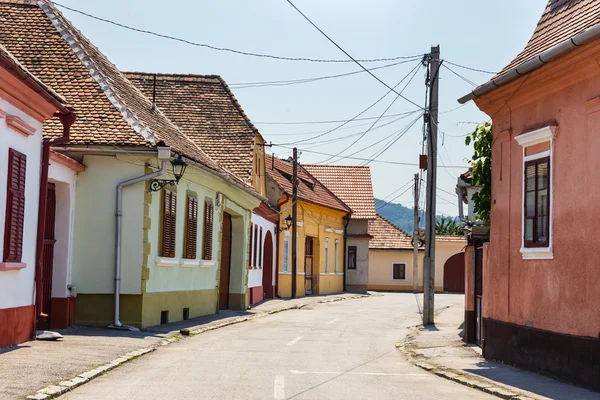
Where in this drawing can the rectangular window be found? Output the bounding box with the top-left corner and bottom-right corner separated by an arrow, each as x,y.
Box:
249,223 -> 253,268
161,189 -> 177,258
283,235 -> 290,272
259,227 -> 263,268
184,195 -> 198,259
393,263 -> 406,280
347,246 -> 357,270
325,238 -> 330,273
3,149 -> 26,263
202,200 -> 214,260
524,157 -> 550,248
253,224 -> 258,268
334,239 -> 339,273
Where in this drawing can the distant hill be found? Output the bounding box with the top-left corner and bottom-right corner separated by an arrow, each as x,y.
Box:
374,198 -> 423,232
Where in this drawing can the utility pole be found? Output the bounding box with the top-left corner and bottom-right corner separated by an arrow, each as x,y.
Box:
412,173 -> 420,292
423,45 -> 440,326
291,147 -> 298,299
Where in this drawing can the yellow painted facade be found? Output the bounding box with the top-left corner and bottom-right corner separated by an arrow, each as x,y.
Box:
277,199 -> 346,297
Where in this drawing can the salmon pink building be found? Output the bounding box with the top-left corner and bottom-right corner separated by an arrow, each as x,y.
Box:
459,0 -> 600,390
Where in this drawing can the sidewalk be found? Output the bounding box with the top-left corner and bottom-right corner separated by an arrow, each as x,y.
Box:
402,304 -> 600,400
1,292 -> 370,400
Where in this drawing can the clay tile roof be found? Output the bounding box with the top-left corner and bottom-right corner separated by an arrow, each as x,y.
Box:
368,214 -> 420,250
266,155 -> 352,214
437,235 -> 467,243
497,0 -> 600,76
0,0 -> 246,185
0,42 -> 66,107
124,72 -> 260,180
302,165 -> 376,220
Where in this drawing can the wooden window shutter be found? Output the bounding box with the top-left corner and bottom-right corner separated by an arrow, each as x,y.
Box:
249,224 -> 253,268
202,200 -> 214,260
3,149 -> 27,263
161,189 -> 177,258
253,224 -> 258,268
184,195 -> 198,259
259,227 -> 263,268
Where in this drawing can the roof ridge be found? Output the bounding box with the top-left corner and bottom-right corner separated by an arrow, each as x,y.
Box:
124,71 -> 223,81
302,164 -> 371,169
299,164 -> 353,214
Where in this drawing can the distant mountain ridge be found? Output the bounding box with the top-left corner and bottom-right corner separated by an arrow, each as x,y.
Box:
374,198 -> 423,232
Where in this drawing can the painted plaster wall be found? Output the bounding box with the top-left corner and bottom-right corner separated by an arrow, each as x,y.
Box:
276,199 -> 345,297
48,161 -> 77,299
248,213 -> 276,289
0,99 -> 43,310
345,219 -> 370,291
434,241 -> 466,289
71,155 -> 144,295
224,198 -> 252,304
475,42 -> 600,338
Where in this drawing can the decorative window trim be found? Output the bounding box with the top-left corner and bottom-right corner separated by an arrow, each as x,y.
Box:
156,257 -> 180,267
199,260 -> 217,268
283,233 -> 290,273
0,262 -> 26,271
180,259 -> 200,268
334,239 -> 339,273
515,126 -> 556,260
6,115 -> 36,137
325,237 -> 330,273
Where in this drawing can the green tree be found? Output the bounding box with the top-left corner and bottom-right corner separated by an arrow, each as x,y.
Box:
436,216 -> 463,235
465,122 -> 492,223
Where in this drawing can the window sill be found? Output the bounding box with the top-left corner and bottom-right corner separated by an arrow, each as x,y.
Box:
156,257 -> 180,267
199,260 -> 216,268
520,247 -> 553,260
0,262 -> 26,271
180,259 -> 200,268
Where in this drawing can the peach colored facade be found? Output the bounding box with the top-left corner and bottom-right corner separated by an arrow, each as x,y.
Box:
474,41 -> 600,340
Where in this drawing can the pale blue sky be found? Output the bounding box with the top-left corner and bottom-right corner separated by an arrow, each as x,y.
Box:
56,0 -> 546,215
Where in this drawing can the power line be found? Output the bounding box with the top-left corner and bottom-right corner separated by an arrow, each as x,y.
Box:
381,178 -> 415,201
285,0 -> 423,109
53,1 -> 422,64
443,60 -> 497,75
442,64 -> 477,87
376,184 -> 414,212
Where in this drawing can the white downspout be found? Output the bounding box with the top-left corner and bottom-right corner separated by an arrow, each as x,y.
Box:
109,147 -> 171,330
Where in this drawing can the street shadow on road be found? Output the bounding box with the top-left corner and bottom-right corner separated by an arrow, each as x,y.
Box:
0,344 -> 32,355
465,361 -> 600,400
422,325 -> 440,332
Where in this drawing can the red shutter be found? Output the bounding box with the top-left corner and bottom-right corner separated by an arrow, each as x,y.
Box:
202,201 -> 214,260
161,189 -> 176,258
184,195 -> 198,259
3,149 -> 26,263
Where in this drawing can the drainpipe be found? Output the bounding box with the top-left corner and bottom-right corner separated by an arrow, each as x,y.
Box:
109,147 -> 170,330
342,217 -> 350,292
34,108 -> 76,331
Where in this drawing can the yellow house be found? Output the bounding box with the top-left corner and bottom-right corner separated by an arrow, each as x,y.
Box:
368,215 -> 466,292
266,156 -> 352,297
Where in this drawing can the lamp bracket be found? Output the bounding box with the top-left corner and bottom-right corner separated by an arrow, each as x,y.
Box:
149,179 -> 177,192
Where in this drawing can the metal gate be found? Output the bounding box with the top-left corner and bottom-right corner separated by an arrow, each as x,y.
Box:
39,183 -> 56,329
474,246 -> 483,346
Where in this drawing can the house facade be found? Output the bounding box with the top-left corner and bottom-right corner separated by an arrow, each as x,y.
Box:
459,0 -> 600,390
303,165 -> 376,293
0,43 -> 75,347
1,0 -> 262,329
368,215 -> 466,292
266,156 -> 351,298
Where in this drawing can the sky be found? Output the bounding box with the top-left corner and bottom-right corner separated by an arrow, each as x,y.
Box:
55,0 -> 547,215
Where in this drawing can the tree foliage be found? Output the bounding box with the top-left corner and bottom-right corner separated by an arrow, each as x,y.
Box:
465,122 -> 492,223
436,216 -> 463,236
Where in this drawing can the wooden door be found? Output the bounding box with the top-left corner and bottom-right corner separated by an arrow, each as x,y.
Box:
39,183 -> 56,329
219,212 -> 232,309
443,252 -> 465,293
304,237 -> 313,295
262,231 -> 274,298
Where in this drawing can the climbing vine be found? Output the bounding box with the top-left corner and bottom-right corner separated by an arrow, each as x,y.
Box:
465,122 -> 492,223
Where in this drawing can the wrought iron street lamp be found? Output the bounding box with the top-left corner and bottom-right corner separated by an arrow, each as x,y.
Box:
277,214 -> 294,233
149,154 -> 188,192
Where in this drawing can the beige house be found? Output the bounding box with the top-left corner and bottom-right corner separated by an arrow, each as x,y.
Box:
368,215 -> 466,292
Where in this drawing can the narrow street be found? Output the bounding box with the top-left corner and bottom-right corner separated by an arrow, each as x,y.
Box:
61,293 -> 494,399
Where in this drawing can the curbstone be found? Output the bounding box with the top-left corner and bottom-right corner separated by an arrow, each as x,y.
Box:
26,394 -> 52,400
57,377 -> 88,389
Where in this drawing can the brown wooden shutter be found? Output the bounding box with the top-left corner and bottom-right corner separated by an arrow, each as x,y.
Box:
161,189 -> 177,258
202,201 -> 214,260
184,195 -> 198,259
3,149 -> 27,263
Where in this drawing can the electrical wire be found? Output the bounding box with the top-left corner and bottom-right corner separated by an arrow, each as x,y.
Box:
442,64 -> 477,87
376,184 -> 414,212
285,0 -> 423,109
53,1 -> 422,64
443,60 -> 497,75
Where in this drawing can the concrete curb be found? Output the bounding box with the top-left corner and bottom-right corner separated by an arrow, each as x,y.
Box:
27,293 -> 371,399
398,326 -> 537,400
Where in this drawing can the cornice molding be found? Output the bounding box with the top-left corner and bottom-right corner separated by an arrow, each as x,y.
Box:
6,115 -> 36,137
515,126 -> 556,148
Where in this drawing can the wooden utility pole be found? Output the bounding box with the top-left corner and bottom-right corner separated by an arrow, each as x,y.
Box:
412,173 -> 420,292
291,147 -> 298,299
423,45 -> 440,325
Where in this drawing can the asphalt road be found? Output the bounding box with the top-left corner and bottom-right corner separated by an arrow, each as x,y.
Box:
61,293 -> 495,399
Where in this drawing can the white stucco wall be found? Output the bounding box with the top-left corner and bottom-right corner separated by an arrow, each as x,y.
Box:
48,160 -> 77,298
248,213 -> 276,289
0,99 -> 43,310
72,155 -> 145,295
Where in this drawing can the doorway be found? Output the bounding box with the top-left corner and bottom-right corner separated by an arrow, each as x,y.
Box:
262,231 -> 274,299
443,252 -> 465,293
38,183 -> 56,330
305,237 -> 313,295
219,212 -> 232,309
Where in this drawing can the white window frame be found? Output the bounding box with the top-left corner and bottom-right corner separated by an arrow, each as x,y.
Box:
334,239 -> 339,273
515,125 -> 556,260
283,232 -> 290,272
325,237 -> 330,273
392,262 -> 407,280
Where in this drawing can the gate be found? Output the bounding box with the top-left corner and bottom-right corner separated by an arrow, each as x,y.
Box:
443,252 -> 465,293
39,183 -> 56,329
474,246 -> 483,346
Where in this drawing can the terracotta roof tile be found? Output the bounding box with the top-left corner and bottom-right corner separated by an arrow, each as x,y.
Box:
498,0 -> 600,75
368,214 -> 418,250
266,155 -> 352,214
0,0 -> 248,187
302,165 -> 376,220
124,72 -> 260,180
437,235 -> 467,243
